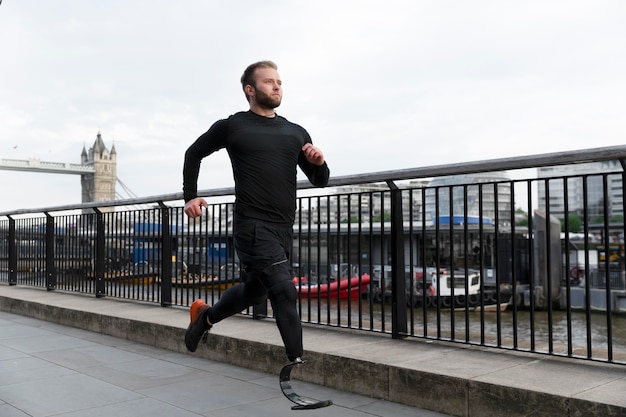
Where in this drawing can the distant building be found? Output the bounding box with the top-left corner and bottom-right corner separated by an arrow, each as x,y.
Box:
537,161 -> 623,221
300,173 -> 514,228
424,172 -> 513,226
304,181 -> 429,225
81,132 -> 117,211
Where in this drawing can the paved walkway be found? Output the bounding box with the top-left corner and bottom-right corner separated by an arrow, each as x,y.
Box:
2,285 -> 626,417
0,301 -> 449,416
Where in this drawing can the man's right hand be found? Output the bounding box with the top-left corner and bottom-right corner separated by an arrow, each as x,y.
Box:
184,197 -> 209,218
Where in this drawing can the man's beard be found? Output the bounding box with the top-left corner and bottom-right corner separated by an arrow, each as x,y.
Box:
255,89 -> 281,109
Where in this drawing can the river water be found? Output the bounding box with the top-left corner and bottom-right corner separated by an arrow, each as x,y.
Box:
295,298 -> 626,362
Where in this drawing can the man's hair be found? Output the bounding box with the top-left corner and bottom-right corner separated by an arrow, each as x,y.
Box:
240,60 -> 278,101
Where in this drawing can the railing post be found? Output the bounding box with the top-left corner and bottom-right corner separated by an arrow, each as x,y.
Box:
45,213 -> 57,291
387,180 -> 407,338
94,208 -> 106,298
159,202 -> 172,307
8,216 -> 17,286
253,299 -> 268,319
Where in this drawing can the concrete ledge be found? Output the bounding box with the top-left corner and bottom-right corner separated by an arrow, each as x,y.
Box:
1,284 -> 626,417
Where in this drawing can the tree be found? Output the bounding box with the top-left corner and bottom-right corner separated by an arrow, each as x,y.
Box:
515,208 -> 528,227
561,214 -> 582,233
373,212 -> 391,222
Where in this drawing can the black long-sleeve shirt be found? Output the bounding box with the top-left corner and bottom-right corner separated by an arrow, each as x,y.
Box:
183,111 -> 330,224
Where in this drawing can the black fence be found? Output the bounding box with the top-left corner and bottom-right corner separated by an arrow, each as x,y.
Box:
2,145 -> 626,365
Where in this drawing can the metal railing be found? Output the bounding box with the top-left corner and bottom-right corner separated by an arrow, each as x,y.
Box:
1,145 -> 626,365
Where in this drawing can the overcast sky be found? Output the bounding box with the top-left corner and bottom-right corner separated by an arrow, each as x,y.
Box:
1,1 -> 625,213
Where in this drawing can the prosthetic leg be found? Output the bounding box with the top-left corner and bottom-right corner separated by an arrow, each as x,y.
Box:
279,359 -> 333,410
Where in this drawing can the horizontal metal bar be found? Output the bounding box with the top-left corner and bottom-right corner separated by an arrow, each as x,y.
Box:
2,144 -> 625,217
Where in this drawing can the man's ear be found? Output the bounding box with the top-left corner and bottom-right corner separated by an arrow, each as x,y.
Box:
245,84 -> 255,99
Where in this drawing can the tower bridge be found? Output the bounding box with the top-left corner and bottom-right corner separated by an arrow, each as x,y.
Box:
0,132 -> 118,211
0,158 -> 95,174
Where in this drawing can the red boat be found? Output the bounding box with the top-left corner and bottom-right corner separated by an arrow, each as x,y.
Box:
292,274 -> 371,300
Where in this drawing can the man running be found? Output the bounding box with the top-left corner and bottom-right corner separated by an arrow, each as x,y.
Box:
182,60 -> 330,362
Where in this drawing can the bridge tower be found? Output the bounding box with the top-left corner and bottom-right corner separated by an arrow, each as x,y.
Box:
80,132 -> 117,211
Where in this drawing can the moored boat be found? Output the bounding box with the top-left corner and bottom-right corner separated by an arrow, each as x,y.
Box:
87,270 -> 157,285
420,270 -> 507,309
293,274 -> 371,300
173,274 -> 238,290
